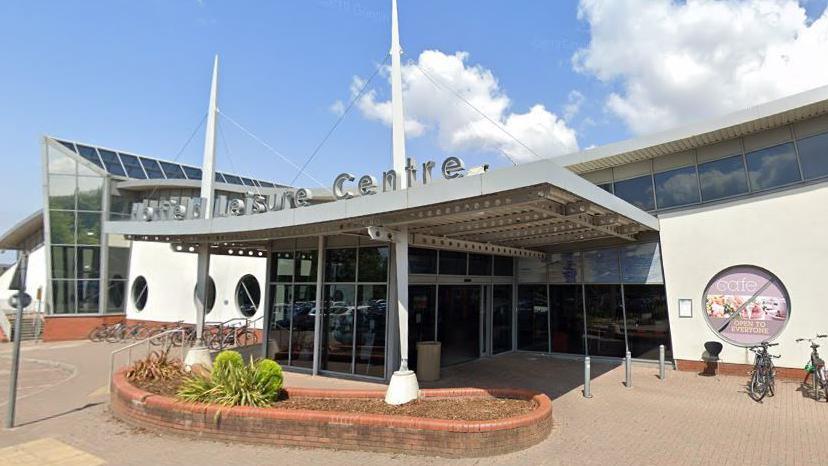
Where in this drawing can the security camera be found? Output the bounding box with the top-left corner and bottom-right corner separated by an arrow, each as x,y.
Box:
367,226 -> 397,242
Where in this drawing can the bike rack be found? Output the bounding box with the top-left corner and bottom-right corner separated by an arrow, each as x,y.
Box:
108,329 -> 185,394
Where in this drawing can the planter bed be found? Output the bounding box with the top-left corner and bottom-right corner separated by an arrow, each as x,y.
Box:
111,370 -> 553,458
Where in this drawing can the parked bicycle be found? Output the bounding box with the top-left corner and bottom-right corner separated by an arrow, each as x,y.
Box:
205,321 -> 258,350
797,334 -> 828,402
88,321 -> 149,343
748,341 -> 780,402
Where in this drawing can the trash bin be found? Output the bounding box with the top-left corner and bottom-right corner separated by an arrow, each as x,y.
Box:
416,341 -> 441,382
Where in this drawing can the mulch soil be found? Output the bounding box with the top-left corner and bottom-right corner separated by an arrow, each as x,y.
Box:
128,375 -> 534,421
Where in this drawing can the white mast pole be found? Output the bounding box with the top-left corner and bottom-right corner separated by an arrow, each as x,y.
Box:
200,55 -> 220,220
385,0 -> 419,405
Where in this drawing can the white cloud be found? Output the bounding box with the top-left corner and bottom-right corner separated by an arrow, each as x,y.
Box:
343,50 -> 579,162
564,90 -> 585,120
574,0 -> 828,135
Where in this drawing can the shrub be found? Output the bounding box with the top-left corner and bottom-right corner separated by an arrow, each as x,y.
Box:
177,354 -> 283,408
126,348 -> 183,383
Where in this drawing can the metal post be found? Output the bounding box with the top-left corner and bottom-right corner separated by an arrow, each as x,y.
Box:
583,357 -> 592,398
312,236 -> 325,376
659,344 -> 666,380
625,350 -> 632,388
5,253 -> 28,429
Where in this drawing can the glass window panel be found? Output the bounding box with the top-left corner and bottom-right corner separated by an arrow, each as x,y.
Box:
182,166 -> 202,180
549,285 -> 585,354
621,243 -> 663,284
493,255 -> 514,276
48,145 -> 77,174
358,246 -> 388,282
52,280 -> 76,314
624,285 -> 672,360
548,252 -> 581,284
117,153 -> 147,179
48,175 -> 76,210
51,246 -> 75,279
108,247 -> 130,280
492,285 -> 513,354
159,161 -> 187,179
598,183 -> 613,193
223,174 -> 244,185
408,248 -> 437,274
139,158 -> 165,179
325,248 -> 356,282
215,172 -> 227,183
267,284 -> 292,364
322,284 -> 355,373
295,250 -> 318,283
439,250 -> 467,275
517,285 -> 549,352
654,166 -> 700,209
97,149 -> 126,176
76,246 -> 100,279
109,193 -> 133,219
407,285 -> 436,371
355,284 -> 387,377
76,212 -> 101,245
236,275 -> 261,317
132,276 -> 149,311
77,280 -> 100,313
613,175 -> 655,211
107,279 -> 127,313
437,285 -> 481,366
745,142 -> 801,191
258,180 -> 275,188
241,177 -> 256,187
56,140 -> 77,153
468,254 -> 492,276
77,176 -> 103,211
271,251 -> 294,283
584,285 -> 625,357
290,284 -> 317,368
796,132 -> 828,180
75,144 -> 104,169
698,154 -> 749,201
583,248 -> 620,283
49,211 -> 75,245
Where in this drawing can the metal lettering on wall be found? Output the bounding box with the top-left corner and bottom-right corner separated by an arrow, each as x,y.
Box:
133,156 -> 473,222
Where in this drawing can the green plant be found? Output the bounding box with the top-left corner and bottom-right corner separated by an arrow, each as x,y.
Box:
125,348 -> 183,383
176,353 -> 283,408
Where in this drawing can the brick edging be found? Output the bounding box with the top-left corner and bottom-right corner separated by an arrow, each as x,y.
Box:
676,359 -> 807,381
110,371 -> 553,457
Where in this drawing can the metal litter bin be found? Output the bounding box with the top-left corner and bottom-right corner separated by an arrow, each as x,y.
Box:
416,341 -> 441,382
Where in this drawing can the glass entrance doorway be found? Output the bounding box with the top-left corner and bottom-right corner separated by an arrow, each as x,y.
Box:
438,285 -> 481,367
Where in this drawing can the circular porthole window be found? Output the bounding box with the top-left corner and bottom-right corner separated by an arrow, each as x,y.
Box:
193,276 -> 217,314
703,265 -> 790,347
236,274 -> 261,318
131,276 -> 149,311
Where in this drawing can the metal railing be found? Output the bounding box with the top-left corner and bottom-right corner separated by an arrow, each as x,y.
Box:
108,328 -> 186,393
206,316 -> 263,351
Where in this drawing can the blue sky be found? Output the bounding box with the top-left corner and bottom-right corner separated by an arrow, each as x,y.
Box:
1,0 -> 827,262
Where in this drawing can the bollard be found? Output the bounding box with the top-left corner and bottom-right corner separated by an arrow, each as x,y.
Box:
583,357 -> 593,398
625,351 -> 632,388
659,345 -> 666,380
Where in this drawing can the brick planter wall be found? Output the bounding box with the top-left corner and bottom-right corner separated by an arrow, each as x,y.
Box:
110,372 -> 553,458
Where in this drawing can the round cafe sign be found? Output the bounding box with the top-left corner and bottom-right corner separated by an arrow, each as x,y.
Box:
703,266 -> 790,346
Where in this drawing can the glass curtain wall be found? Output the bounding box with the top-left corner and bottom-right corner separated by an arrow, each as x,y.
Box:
267,249 -> 318,369
321,246 -> 388,378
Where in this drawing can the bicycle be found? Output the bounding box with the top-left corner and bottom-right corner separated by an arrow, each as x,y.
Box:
796,334 -> 828,402
206,322 -> 258,350
748,341 -> 780,402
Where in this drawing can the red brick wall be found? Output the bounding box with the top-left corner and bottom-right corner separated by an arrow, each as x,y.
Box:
42,314 -> 125,342
676,359 -> 807,381
111,372 -> 553,458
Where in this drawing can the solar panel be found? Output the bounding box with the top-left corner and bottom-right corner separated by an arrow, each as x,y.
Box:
139,158 -> 166,179
76,144 -> 105,170
258,180 -> 275,188
117,153 -> 147,179
215,172 -> 226,183
57,140 -> 77,153
96,149 -> 128,176
222,174 -> 244,185
241,177 -> 256,187
182,166 -> 202,180
159,161 -> 186,179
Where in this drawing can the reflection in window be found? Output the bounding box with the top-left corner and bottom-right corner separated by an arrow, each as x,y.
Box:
745,142 -> 801,191
294,250 -> 318,282
796,132 -> 828,180
107,247 -> 130,279
325,248 -> 356,282
584,285 -> 625,357
271,252 -> 294,283
620,243 -> 663,284
468,254 -> 492,276
51,246 -> 75,279
549,285 -> 585,354
698,154 -> 749,201
355,285 -> 387,377
583,248 -> 620,283
409,248 -> 437,274
48,145 -> 77,175
439,251 -> 467,275
77,176 -> 103,211
236,275 -> 261,317
48,175 -> 76,210
76,246 -> 100,279
52,280 -> 76,314
493,255 -> 514,276
492,285 -> 513,354
623,285 -> 672,360
357,247 -> 389,282
268,284 -> 292,364
613,175 -> 655,211
108,279 -> 127,313
49,211 -> 75,245
76,212 -> 101,245
654,166 -> 700,209
77,280 -> 100,313
290,285 -> 317,368
548,252 -> 580,284
517,285 -> 549,352
322,284 -> 355,373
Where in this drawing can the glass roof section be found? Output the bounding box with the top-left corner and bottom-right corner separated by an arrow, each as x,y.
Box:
52,138 -> 282,188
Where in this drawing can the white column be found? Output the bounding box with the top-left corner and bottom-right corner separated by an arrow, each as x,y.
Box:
312,236 -> 326,376
200,55 -> 219,220
395,226 -> 410,370
390,0 -> 407,188
194,243 -> 211,341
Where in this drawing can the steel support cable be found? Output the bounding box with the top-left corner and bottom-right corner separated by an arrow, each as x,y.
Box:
217,119 -> 262,196
144,112 -> 208,202
416,63 -> 553,166
289,54 -> 390,186
217,109 -> 330,191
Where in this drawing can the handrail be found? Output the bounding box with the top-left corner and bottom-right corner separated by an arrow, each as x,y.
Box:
108,329 -> 185,393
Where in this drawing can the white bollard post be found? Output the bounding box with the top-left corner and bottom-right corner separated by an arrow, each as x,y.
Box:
583,357 -> 593,398
659,345 -> 666,381
625,351 -> 632,388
